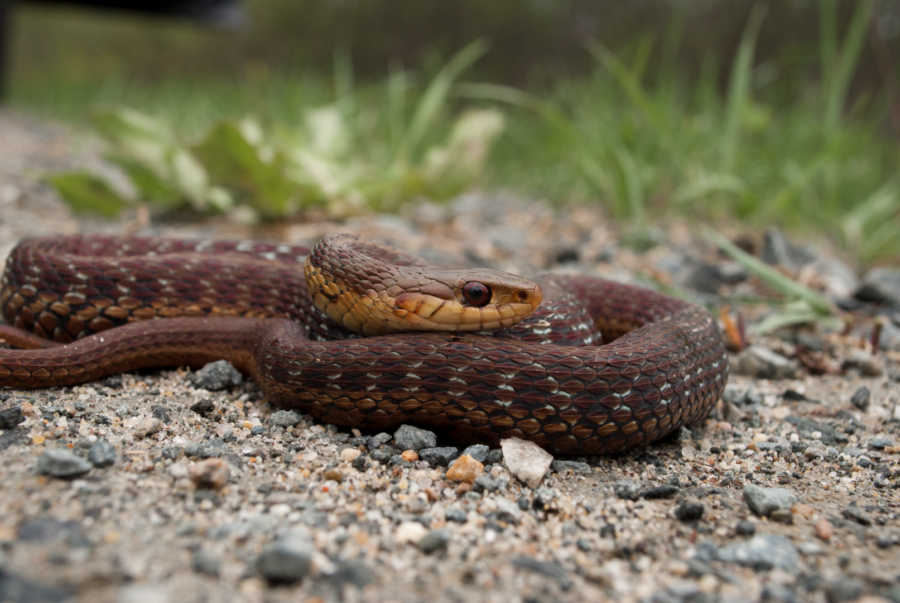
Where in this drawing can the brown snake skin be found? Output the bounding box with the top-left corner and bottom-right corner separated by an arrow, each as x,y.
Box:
0,235 -> 728,454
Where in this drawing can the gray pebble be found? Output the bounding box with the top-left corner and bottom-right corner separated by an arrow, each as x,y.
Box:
189,399 -> 216,417
824,577 -> 864,602
733,345 -> 796,379
255,533 -> 314,583
856,267 -> 900,307
189,360 -> 243,391
87,440 -> 116,468
485,449 -> 503,464
36,449 -> 92,478
269,410 -> 303,427
550,460 -> 591,474
532,487 -> 557,509
191,548 -> 221,576
841,503 -> 871,526
642,485 -> 680,499
840,350 -> 883,377
868,437 -> 893,449
351,455 -> 368,472
369,449 -> 391,463
461,444 -> 489,463
393,425 -> 437,451
511,556 -> 572,590
735,520 -> 756,536
445,508 -> 467,523
674,501 -> 704,522
716,534 -> 799,572
250,425 -> 266,436
417,529 -> 451,554
494,497 -> 523,524
328,560 -> 375,589
0,406 -> 24,429
743,484 -> 797,517
418,447 -> 458,466
849,386 -> 870,411
472,475 -> 498,493
613,480 -> 643,501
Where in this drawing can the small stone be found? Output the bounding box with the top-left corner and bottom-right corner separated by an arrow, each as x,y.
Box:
189,458 -> 230,490
790,502 -> 816,519
401,450 -> 418,462
849,387 -> 870,411
189,399 -> 215,417
351,455 -> 367,472
461,444 -> 489,463
675,501 -> 704,522
856,266 -> 900,307
323,468 -> 343,483
37,449 -> 92,478
735,520 -> 756,536
472,475 -> 497,493
841,503 -> 871,526
133,417 -> 162,439
840,350 -> 883,377
511,556 -> 572,590
743,484 -> 797,517
395,521 -> 428,544
770,509 -> 793,524
642,485 -> 680,499
161,446 -> 183,460
804,441 -> 828,459
150,405 -> 170,423
868,437 -> 893,449
393,424 -> 437,451
733,345 -> 796,379
418,446 -> 458,467
269,410 -> 303,427
191,548 -> 221,576
613,480 -> 643,501
446,454 -> 484,484
494,497 -> 523,524
815,518 -> 833,541
328,560 -> 375,589
87,440 -> 116,467
255,532 -> 314,583
550,460 -> 591,474
190,360 -> 243,391
250,425 -> 266,436
0,405 -> 24,429
824,577 -> 864,603
716,534 -> 799,572
532,487 -> 557,509
341,448 -> 361,463
416,529 -> 451,554
104,375 -> 123,389
500,438 -> 553,488
445,508 -> 467,523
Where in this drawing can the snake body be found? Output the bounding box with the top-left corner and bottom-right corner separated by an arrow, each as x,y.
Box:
0,234 -> 728,454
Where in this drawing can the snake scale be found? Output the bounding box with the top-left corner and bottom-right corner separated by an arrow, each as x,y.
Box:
0,234 -> 728,454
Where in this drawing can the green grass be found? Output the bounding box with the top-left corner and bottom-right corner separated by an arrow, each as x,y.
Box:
8,1 -> 900,262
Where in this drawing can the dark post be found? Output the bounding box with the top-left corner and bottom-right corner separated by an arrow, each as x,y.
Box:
0,0 -> 9,102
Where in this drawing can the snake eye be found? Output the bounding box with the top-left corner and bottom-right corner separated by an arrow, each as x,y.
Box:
462,282 -> 491,307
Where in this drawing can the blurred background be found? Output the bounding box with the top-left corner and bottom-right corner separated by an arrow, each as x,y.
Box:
2,0 -> 900,262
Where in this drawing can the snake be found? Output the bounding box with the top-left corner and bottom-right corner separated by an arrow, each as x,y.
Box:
0,233 -> 728,454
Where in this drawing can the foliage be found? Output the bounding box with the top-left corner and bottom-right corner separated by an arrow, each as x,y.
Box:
47,42 -> 505,221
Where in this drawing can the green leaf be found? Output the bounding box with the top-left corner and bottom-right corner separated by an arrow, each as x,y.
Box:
105,153 -> 181,209
46,172 -> 131,217
704,228 -> 834,316
751,300 -> 841,335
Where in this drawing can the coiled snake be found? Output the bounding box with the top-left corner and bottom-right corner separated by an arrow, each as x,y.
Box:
0,234 -> 728,454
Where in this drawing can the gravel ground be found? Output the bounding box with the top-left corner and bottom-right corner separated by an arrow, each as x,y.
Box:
0,108 -> 898,603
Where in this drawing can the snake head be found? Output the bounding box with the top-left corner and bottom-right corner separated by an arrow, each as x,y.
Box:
304,234 -> 542,336
390,269 -> 542,333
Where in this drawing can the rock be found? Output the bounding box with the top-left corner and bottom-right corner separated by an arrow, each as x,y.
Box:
446,454 -> 484,484
811,255 -> 859,300
87,440 -> 116,467
856,267 -> 900,307
0,406 -> 24,429
328,560 -> 375,589
877,319 -> 900,352
532,487 -> 558,510
716,534 -> 799,572
133,417 -> 162,438
815,518 -> 833,541
36,449 -> 92,478
417,529 -> 451,554
393,424 -> 437,451
642,485 -> 681,499
255,532 -> 314,583
340,448 -> 360,463
270,410 -> 303,427
841,503 -> 871,526
868,437 -> 893,449
824,577 -> 864,603
460,444 -> 489,463
762,227 -> 816,272
735,520 -> 756,536
511,556 -> 572,590
189,458 -> 230,490
189,360 -> 243,391
500,438 -> 553,488
840,349 -> 883,377
445,508 -> 467,523
550,460 -> 591,474
368,433 -> 393,450
323,468 -> 343,483
494,497 -> 523,524
849,387 -> 870,411
189,399 -> 216,417
472,475 -> 498,493
613,480 -> 643,501
418,447 -> 458,467
395,521 -> 428,544
674,501 -> 704,522
743,484 -> 798,517
400,450 -> 418,462
351,455 -> 367,472
803,441 -> 828,460
191,548 -> 221,576
784,415 -> 838,445
733,346 -> 796,379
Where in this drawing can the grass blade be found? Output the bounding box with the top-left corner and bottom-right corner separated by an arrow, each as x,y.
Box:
824,0 -> 873,133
